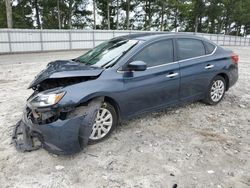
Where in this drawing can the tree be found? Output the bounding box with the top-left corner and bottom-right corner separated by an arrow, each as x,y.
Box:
33,0 -> 41,29
222,0 -> 236,35
166,0 -> 191,32
143,0 -> 154,30
158,0 -> 167,31
57,0 -> 61,29
68,0 -> 73,28
126,0 -> 130,29
206,0 -> 223,34
96,0 -> 117,29
116,0 -> 119,29
12,0 -> 33,28
107,0 -> 110,29
72,0 -> 92,29
0,0 -> 7,28
5,0 -> 12,28
241,0 -> 250,36
0,0 -> 250,37
93,0 -> 96,29
40,0 -> 58,29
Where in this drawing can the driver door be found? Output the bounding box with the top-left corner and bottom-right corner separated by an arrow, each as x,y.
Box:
121,39 -> 180,117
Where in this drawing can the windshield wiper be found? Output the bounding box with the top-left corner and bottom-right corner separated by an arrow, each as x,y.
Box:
73,58 -> 86,64
101,59 -> 115,68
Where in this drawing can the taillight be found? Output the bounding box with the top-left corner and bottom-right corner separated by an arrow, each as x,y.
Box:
231,53 -> 239,64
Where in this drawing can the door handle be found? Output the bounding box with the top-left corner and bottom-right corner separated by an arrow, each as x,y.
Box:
205,64 -> 214,69
166,72 -> 179,78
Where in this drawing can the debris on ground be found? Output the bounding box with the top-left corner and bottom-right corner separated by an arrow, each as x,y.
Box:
55,165 -> 65,171
0,48 -> 249,187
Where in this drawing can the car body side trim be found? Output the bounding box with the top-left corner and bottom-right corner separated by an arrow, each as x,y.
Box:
116,61 -> 179,73
147,61 -> 179,69
116,45 -> 217,73
178,46 -> 218,63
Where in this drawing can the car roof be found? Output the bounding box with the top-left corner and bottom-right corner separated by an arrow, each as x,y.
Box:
118,32 -> 210,42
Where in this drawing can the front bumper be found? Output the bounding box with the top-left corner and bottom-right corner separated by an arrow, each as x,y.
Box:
12,98 -> 102,155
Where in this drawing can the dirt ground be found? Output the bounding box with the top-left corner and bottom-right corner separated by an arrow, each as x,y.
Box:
0,47 -> 249,188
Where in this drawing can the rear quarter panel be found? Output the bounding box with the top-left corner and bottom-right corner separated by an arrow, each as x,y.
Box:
179,46 -> 236,101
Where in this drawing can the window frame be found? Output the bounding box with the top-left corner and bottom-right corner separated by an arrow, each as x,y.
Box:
203,41 -> 217,55
126,38 -> 176,70
176,38 -> 208,62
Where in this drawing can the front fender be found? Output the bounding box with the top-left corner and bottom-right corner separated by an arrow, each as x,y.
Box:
57,78 -> 124,107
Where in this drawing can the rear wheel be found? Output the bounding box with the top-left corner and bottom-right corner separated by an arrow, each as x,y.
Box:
88,102 -> 117,143
203,75 -> 226,105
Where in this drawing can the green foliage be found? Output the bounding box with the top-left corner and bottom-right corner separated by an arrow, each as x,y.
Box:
1,0 -> 250,36
72,0 -> 92,29
40,0 -> 59,29
0,0 -> 7,28
13,0 -> 34,28
96,0 -> 112,29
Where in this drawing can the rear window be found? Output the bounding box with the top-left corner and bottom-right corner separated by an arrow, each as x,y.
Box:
204,41 -> 216,54
177,38 -> 206,60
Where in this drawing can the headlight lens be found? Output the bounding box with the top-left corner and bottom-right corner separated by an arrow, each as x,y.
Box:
29,91 -> 66,107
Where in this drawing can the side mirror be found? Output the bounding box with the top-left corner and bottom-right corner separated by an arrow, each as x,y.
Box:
127,61 -> 147,71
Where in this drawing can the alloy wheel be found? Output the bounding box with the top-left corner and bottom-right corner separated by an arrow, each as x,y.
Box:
210,80 -> 225,102
89,107 -> 113,140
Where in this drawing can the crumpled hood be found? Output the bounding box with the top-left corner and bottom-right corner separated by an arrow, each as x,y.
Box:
28,60 -> 104,89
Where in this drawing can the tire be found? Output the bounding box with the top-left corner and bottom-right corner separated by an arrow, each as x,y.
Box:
203,75 -> 226,105
88,102 -> 117,143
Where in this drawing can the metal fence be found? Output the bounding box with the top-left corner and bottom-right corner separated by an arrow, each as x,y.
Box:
0,29 -> 250,54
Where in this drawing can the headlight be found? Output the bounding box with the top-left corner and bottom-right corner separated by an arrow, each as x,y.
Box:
29,91 -> 66,107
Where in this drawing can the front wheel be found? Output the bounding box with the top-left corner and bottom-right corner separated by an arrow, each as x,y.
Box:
203,76 -> 226,105
88,102 -> 117,143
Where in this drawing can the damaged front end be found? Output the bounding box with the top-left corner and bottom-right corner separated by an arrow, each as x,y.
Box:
12,60 -> 106,155
12,59 -> 105,155
12,97 -> 103,155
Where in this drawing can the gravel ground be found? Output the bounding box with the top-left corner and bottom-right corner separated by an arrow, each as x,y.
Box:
0,47 -> 249,188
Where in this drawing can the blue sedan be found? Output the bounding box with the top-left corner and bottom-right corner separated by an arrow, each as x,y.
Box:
13,33 -> 239,154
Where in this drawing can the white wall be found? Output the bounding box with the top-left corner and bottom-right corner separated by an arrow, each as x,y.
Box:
0,29 -> 249,54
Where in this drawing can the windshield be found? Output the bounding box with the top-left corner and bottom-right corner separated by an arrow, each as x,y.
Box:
76,38 -> 139,68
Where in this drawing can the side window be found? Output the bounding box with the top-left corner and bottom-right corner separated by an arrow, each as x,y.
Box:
204,41 -> 216,54
132,40 -> 174,67
177,39 -> 206,60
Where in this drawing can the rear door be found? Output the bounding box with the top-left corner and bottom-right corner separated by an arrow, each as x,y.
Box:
176,38 -> 216,101
121,39 -> 180,117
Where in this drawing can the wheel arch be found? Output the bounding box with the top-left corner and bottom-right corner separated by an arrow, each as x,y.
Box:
217,72 -> 229,91
77,95 -> 120,146
79,95 -> 121,123
103,96 -> 121,122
